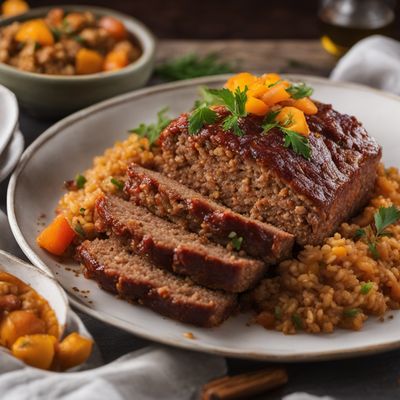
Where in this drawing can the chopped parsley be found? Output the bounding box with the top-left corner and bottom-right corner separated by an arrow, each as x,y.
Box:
73,35 -> 85,44
129,107 -> 172,146
79,207 -> 86,215
262,111 -> 312,160
355,206 -> 400,259
75,174 -> 87,189
110,178 -> 124,190
343,308 -> 360,318
193,86 -> 221,109
189,86 -> 248,136
155,53 -> 234,81
188,104 -> 217,135
75,223 -> 85,238
286,82 -> 314,99
274,306 -> 282,320
360,282 -> 374,295
291,314 -> 303,330
228,231 -> 244,251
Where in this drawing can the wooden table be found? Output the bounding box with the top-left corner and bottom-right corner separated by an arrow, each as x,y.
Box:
1,40 -> 398,400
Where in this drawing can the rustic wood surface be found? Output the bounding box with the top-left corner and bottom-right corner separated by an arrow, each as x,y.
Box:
155,39 -> 337,76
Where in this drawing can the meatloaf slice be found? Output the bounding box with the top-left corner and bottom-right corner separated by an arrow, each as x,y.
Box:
95,195 -> 265,292
78,237 -> 237,327
156,103 -> 382,245
125,163 -> 294,263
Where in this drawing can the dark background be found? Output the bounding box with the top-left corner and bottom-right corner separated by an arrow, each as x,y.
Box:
31,0 -> 400,40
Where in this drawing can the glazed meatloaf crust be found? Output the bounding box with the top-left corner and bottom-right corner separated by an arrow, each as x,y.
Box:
156,103 -> 382,245
78,237 -> 237,327
125,163 -> 294,263
95,195 -> 265,292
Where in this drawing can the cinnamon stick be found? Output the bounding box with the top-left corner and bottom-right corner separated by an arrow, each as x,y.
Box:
201,367 -> 288,400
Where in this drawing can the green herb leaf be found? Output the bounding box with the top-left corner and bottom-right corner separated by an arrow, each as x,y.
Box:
110,178 -> 124,190
267,79 -> 282,88
188,105 -> 217,135
205,86 -> 248,136
193,86 -> 222,109
354,228 -> 366,239
228,231 -> 244,251
274,306 -> 282,320
75,223 -> 85,238
360,282 -> 374,295
261,110 -> 280,133
368,242 -> 380,259
129,107 -> 172,146
374,206 -> 400,237
51,27 -> 62,41
286,82 -> 314,99
79,207 -> 86,215
75,174 -> 87,189
155,53 -> 234,82
343,308 -> 360,318
282,129 -> 312,160
73,35 -> 85,44
291,314 -> 303,330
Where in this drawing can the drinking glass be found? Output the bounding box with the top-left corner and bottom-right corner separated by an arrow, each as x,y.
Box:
319,0 -> 397,56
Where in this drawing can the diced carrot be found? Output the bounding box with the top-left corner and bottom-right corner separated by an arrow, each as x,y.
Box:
2,0 -> 29,16
15,19 -> 54,46
276,106 -> 310,136
75,48 -> 104,75
247,82 -> 268,98
226,72 -> 257,91
245,96 -> 269,116
260,82 -> 291,106
103,50 -> 129,72
282,97 -> 318,115
56,332 -> 93,370
36,215 -> 76,256
261,73 -> 282,87
98,16 -> 127,41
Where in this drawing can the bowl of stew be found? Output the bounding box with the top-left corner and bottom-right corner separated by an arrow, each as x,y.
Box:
0,6 -> 155,118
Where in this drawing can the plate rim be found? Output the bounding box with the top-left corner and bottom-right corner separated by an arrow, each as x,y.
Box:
7,74 -> 400,362
0,129 -> 24,183
0,84 -> 19,157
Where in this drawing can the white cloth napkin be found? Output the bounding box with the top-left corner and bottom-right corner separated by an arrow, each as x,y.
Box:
330,35 -> 400,94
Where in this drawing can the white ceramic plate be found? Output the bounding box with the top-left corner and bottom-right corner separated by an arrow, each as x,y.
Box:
0,85 -> 18,157
0,129 -> 24,183
7,75 -> 400,361
0,250 -> 68,339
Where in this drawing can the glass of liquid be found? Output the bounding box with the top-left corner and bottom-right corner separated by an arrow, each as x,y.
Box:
319,0 -> 396,57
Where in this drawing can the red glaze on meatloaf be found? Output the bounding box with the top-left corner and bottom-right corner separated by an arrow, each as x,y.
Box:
156,103 -> 382,245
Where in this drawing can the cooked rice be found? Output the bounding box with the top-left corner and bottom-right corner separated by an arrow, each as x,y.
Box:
57,134 -> 154,237
249,164 -> 400,334
57,133 -> 400,335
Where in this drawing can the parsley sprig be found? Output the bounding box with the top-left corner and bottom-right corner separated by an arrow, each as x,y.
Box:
129,107 -> 172,146
286,82 -> 313,99
228,231 -> 244,251
188,87 -> 248,136
262,110 -> 312,160
355,205 -> 400,259
155,53 -> 234,82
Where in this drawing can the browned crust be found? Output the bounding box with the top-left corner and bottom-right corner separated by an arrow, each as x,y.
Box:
125,163 -> 294,262
95,195 -> 265,292
77,240 -> 237,328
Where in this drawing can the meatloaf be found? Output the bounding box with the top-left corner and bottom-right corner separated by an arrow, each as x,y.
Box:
95,195 -> 265,292
78,237 -> 237,327
156,103 -> 382,245
125,163 -> 294,262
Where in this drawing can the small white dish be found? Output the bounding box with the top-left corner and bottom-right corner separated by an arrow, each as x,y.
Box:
0,250 -> 68,339
6,75 -> 400,361
0,84 -> 18,157
0,129 -> 24,183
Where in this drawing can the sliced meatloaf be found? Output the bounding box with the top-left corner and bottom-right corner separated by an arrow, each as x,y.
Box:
78,237 -> 237,327
125,163 -> 294,263
155,103 -> 382,245
95,195 -> 265,292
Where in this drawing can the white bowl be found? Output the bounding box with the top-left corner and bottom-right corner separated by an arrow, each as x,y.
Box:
0,250 -> 68,339
0,84 -> 18,157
